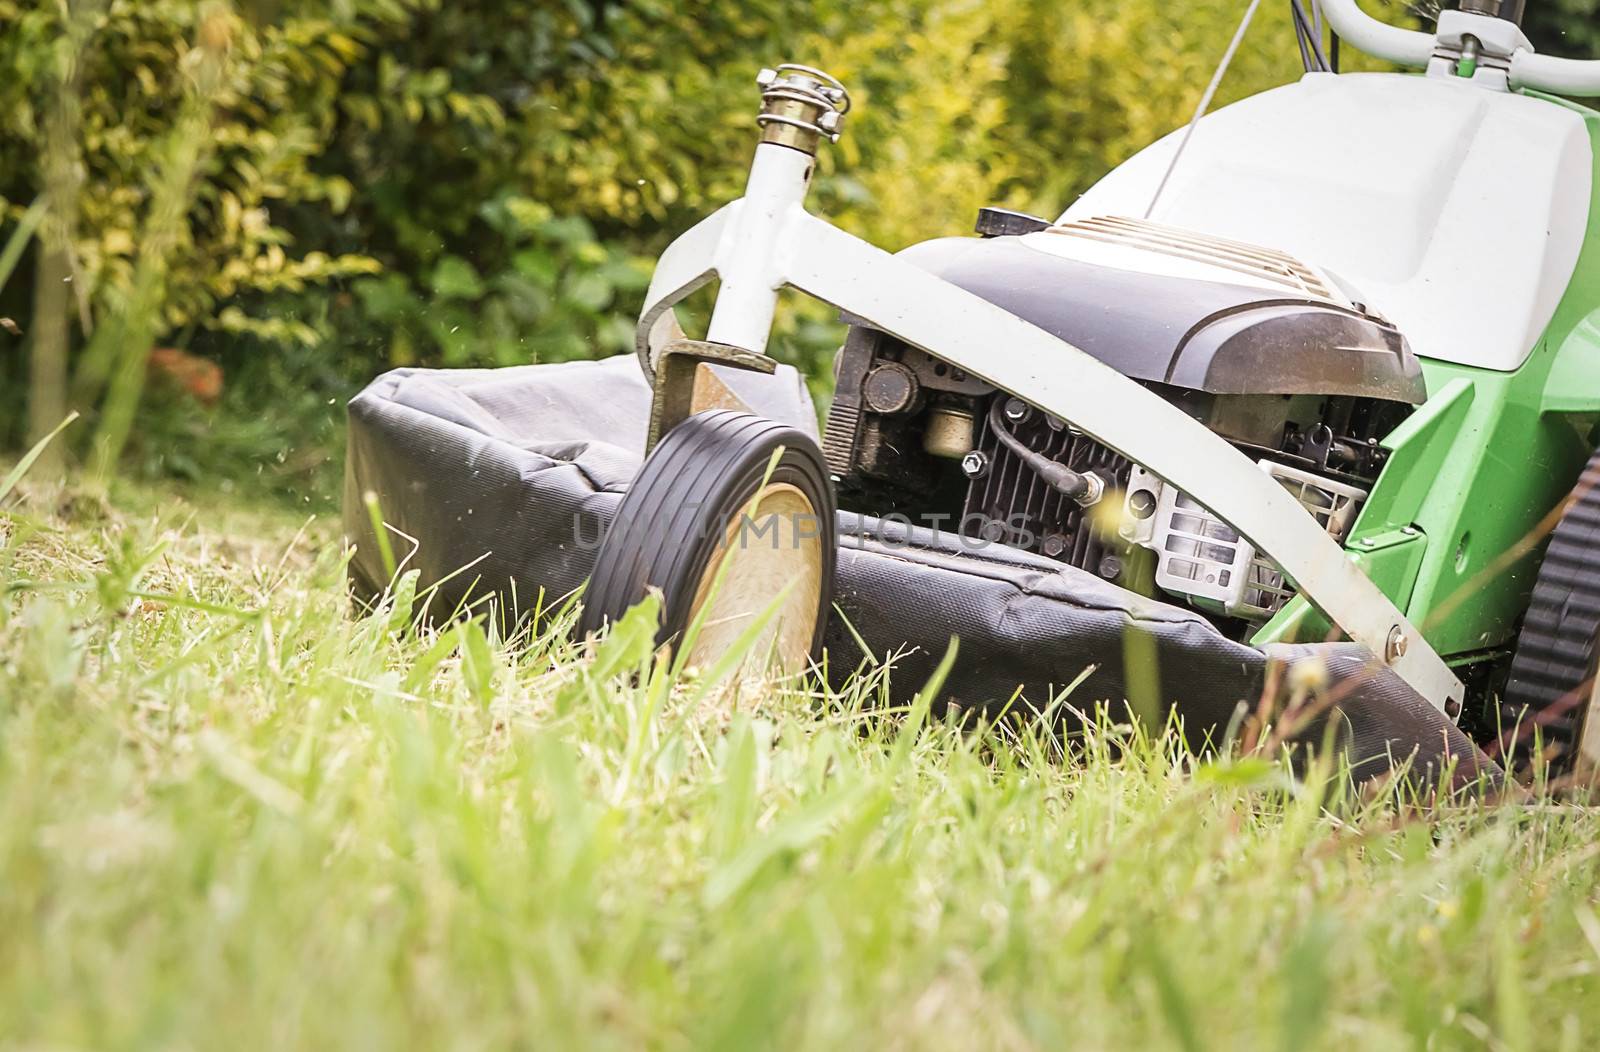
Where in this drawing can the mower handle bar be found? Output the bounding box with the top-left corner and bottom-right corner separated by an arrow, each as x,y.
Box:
1319,0 -> 1600,96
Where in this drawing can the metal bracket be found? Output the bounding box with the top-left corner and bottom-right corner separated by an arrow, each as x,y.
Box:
646,339 -> 775,451
1425,9 -> 1533,90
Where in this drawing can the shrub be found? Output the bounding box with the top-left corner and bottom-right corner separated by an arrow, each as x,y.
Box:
0,0 -> 1418,481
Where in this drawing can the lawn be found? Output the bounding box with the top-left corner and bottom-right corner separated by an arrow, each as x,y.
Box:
4,472 -> 1600,1051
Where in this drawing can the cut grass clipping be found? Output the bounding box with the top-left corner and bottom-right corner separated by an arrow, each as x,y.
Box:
4,459 -> 1600,1050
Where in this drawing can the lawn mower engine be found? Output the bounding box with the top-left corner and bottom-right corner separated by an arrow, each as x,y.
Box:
825,214 -> 1425,637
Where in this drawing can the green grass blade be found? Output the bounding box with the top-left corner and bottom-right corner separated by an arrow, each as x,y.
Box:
0,194 -> 48,295
0,411 -> 80,503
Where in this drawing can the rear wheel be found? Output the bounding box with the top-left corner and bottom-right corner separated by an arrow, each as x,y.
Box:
1501,451 -> 1600,774
579,410 -> 836,674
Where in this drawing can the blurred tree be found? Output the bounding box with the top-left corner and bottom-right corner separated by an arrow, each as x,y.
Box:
0,0 -> 386,463
1522,0 -> 1600,59
0,0 -> 1430,473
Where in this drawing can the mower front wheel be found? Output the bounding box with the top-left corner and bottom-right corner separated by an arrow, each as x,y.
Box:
579,410 -> 836,675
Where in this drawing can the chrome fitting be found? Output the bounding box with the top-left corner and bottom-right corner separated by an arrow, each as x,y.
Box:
756,64 -> 851,155
1075,471 -> 1107,508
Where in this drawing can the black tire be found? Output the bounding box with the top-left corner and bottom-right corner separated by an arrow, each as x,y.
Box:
579,410 -> 836,666
1501,451 -> 1600,773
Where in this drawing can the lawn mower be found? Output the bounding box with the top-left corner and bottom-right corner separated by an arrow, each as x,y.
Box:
562,0 -> 1600,770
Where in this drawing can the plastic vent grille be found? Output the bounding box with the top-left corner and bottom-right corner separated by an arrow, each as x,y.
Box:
1048,215 -> 1340,302
1238,464 -> 1368,618
1135,460 -> 1367,621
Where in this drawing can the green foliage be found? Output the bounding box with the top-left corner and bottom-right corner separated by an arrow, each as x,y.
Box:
985,0 -> 1403,213
2,0 -> 1419,477
0,0 -> 384,342
351,194 -> 650,366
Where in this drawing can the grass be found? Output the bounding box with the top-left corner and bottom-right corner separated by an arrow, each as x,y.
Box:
4,472 -> 1600,1051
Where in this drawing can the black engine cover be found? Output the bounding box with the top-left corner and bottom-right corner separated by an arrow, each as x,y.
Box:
894,235 -> 1426,404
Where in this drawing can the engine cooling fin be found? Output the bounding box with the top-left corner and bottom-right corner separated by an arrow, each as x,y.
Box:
964,404 -> 1130,576
1501,449 -> 1600,771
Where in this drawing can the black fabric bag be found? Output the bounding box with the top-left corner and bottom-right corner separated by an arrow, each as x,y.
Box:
345,355 -> 1499,793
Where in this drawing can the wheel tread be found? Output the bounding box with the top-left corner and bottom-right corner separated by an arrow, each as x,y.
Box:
1501,457 -> 1600,770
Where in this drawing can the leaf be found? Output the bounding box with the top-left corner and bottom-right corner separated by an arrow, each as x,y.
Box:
586,591 -> 661,684
353,273 -> 414,322
538,215 -> 596,246
1278,913 -> 1335,1052
403,627 -> 466,694
429,255 -> 484,300
386,569 -> 420,637
555,590 -> 661,716
890,637 -> 958,769
456,618 -> 495,708
1193,756 -> 1289,789
511,248 -> 559,287
562,271 -> 613,313
701,780 -> 870,909
711,718 -> 758,860
1141,937 -> 1203,1052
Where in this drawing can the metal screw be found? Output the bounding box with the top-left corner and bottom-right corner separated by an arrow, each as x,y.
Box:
756,68 -> 778,87
1098,554 -> 1123,580
1384,625 -> 1408,663
960,450 -> 990,479
1041,533 -> 1068,557
817,110 -> 842,137
1003,398 -> 1030,423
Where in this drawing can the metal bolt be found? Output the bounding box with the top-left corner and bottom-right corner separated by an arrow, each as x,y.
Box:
756,68 -> 778,87
1041,533 -> 1068,558
1098,554 -> 1123,580
1384,625 -> 1408,663
1077,471 -> 1107,508
1003,398 -> 1030,423
960,450 -> 990,479
817,110 -> 842,136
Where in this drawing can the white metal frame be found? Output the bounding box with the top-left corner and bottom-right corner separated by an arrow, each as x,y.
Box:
1319,0 -> 1600,96
635,141 -> 1468,713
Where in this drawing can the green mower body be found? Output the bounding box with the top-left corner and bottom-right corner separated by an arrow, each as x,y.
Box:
1261,97 -> 1600,668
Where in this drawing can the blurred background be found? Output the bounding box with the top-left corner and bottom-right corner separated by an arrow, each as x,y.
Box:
0,0 -> 1593,510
